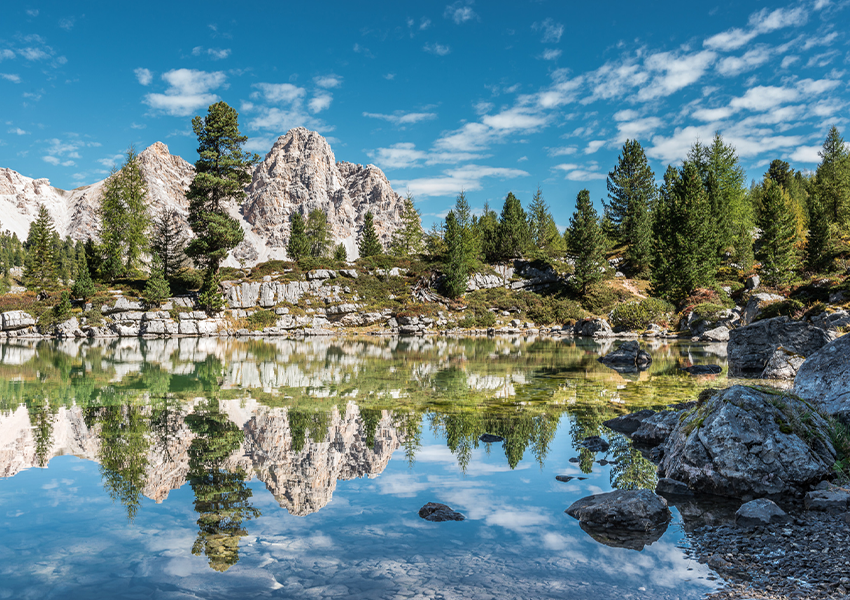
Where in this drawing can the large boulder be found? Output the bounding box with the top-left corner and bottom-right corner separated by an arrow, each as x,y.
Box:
1,310 -> 35,330
631,410 -> 680,447
794,334 -> 850,419
760,346 -> 805,380
598,341 -> 651,372
727,316 -> 834,377
573,318 -> 612,338
658,386 -> 836,498
566,490 -> 671,550
735,498 -> 787,530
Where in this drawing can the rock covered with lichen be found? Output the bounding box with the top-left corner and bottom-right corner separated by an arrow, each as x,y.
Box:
658,385 -> 836,498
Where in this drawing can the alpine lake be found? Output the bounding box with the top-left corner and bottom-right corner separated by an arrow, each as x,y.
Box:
0,335 -> 754,599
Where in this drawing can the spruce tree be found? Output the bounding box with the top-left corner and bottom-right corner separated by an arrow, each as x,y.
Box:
144,255 -> 171,307
118,147 -> 150,273
150,208 -> 188,279
184,101 -> 258,312
443,211 -> 470,298
287,212 -> 310,261
496,192 -> 529,260
23,205 -> 57,291
528,187 -> 565,258
650,166 -> 679,299
390,194 -> 424,257
566,190 -> 605,295
306,209 -> 331,258
358,211 -> 383,258
813,125 -> 850,229
606,140 -> 656,275
805,193 -> 833,273
333,243 -> 347,262
71,252 -> 96,301
756,180 -> 798,286
477,201 -> 499,262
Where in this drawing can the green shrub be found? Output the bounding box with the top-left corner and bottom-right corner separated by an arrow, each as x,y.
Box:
170,269 -> 203,294
581,283 -> 633,315
525,295 -> 584,325
86,305 -> 104,327
246,309 -> 278,331
460,309 -> 496,329
610,297 -> 675,331
755,298 -> 804,321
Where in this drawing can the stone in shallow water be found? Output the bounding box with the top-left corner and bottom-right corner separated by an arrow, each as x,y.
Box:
735,498 -> 787,530
680,364 -> 722,375
555,475 -> 574,483
566,489 -> 671,550
580,436 -> 610,453
479,433 -> 504,443
418,502 -> 465,522
604,409 -> 656,435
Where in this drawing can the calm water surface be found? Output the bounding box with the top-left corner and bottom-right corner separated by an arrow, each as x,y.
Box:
0,336 -> 734,599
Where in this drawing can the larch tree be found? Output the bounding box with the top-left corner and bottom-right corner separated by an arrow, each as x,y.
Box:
287,212 -> 310,261
390,194 -> 424,257
306,209 -> 331,258
184,102 -> 258,312
606,140 -> 656,276
566,190 -> 606,295
23,204 -> 57,291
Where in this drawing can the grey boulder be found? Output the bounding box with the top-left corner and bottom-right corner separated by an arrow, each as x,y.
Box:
658,385 -> 836,498
735,498 -> 787,530
727,316 -> 834,377
574,318 -> 612,337
631,410 -> 680,447
760,346 -> 805,380
794,333 -> 850,418
803,489 -> 850,513
566,489 -> 671,550
598,341 -> 652,372
603,409 -> 656,435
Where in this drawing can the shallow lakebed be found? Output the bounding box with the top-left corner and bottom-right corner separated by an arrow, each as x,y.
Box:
0,336 -> 745,599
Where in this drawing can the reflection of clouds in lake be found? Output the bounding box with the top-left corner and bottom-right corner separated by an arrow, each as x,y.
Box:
414,444 -> 529,474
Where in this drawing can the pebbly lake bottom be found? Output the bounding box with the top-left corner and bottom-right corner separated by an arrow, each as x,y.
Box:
0,335 -> 744,599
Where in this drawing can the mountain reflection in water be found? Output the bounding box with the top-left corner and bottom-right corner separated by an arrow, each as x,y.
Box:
0,336 -> 727,595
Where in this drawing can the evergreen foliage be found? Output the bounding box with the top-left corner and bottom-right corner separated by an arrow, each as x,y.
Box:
150,208 -> 189,279
528,188 -> 566,259
358,211 -> 383,257
23,204 -> 57,291
814,125 -> 850,229
443,211 -> 469,298
143,255 -> 171,306
606,140 -> 656,275
805,193 -> 833,272
286,212 -> 310,261
333,243 -> 347,262
185,102 -> 258,312
756,180 -> 799,285
53,291 -> 72,322
390,194 -> 424,257
305,209 -> 331,258
496,192 -> 529,260
566,190 -> 606,295
477,201 -> 500,262
71,251 -> 96,301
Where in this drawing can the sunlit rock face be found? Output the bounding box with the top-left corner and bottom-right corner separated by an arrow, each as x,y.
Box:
242,403 -> 402,516
0,130 -> 403,264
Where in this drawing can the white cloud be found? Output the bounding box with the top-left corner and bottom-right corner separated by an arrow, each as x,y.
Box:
248,107 -> 325,132
647,124 -> 716,162
749,6 -> 808,33
0,49 -> 14,60
554,163 -> 606,181
533,18 -> 564,43
97,153 -> 124,168
26,9 -> 38,16
704,28 -> 757,51
368,142 -> 484,169
638,50 -> 716,101
143,68 -> 226,116
547,146 -> 577,156
130,122 -> 146,129
613,109 -> 640,121
806,50 -> 839,68
58,17 -> 75,31
7,127 -> 27,135
803,31 -> 838,50
18,47 -> 50,61
251,82 -> 305,104
192,46 -> 231,60
444,1 -> 477,24
363,111 -> 438,125
814,0 -> 831,8
384,73 -> 395,80
242,135 -> 276,154
394,164 -> 528,197
584,140 -> 606,154
0,73 -> 21,83
314,75 -> 342,89
797,78 -> 840,95
540,49 -> 561,61
789,145 -> 822,163
42,156 -> 60,165
692,106 -> 736,122
615,116 -> 663,142
481,107 -> 548,131
716,46 -> 772,76
424,43 -> 451,56
729,85 -> 799,111
308,93 -> 332,113
781,55 -> 800,69
134,68 -> 153,86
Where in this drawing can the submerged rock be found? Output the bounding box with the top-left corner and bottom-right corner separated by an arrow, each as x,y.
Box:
680,364 -> 723,375
418,502 -> 465,522
580,436 -> 610,453
794,333 -> 850,419
555,475 -> 574,483
659,386 -> 836,498
655,477 -> 693,496
735,498 -> 787,530
727,316 -> 834,377
598,341 -> 652,373
566,489 -> 671,550
603,409 -> 656,435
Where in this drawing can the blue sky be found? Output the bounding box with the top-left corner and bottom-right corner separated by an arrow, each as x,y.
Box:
1,0 -> 847,229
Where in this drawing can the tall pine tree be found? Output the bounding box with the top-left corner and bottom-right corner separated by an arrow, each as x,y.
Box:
287,212 -> 310,261
306,209 -> 331,258
566,190 -> 605,295
150,208 -> 189,279
496,192 -> 529,261
390,194 -> 424,257
358,211 -> 383,257
23,205 -> 57,291
528,187 -> 565,259
185,102 -> 258,311
756,180 -> 798,285
606,139 -> 656,276
813,125 -> 850,229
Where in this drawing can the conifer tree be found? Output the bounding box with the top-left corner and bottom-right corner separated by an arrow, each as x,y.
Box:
333,243 -> 347,262
813,125 -> 850,229
306,209 -> 331,258
358,211 -> 383,257
756,180 -> 798,285
390,194 -> 424,257
566,190 -> 605,295
443,211 -> 469,298
496,192 -> 529,260
286,212 -> 310,261
477,201 -> 499,262
23,204 -> 57,291
71,251 -> 96,301
143,255 -> 171,306
606,140 -> 656,275
150,208 -> 189,279
184,102 -> 258,311
805,194 -> 833,273
528,187 -> 566,258
650,166 -> 679,298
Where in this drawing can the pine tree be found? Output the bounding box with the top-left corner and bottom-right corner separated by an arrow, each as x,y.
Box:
650,166 -> 679,298
150,208 -> 189,279
23,205 -> 57,291
477,201 -> 499,262
286,212 -> 310,261
756,180 -> 798,285
528,187 -> 565,258
443,211 -> 470,298
813,125 -> 850,229
496,192 -> 529,260
143,255 -> 171,306
333,243 -> 347,262
567,190 -> 606,295
118,147 -> 150,273
305,209 -> 331,258
390,194 -> 424,257
805,193 -> 833,273
606,140 -> 656,275
184,102 -> 258,312
358,211 -> 383,258
71,251 -> 96,301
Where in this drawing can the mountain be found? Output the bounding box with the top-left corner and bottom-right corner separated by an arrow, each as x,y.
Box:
0,128 -> 405,264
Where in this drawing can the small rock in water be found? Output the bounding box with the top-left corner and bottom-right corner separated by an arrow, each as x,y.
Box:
479,433 -> 505,443
418,502 -> 465,522
569,457 -> 580,463
680,364 -> 722,375
735,498 -> 788,530
580,435 -> 610,453
555,475 -> 574,483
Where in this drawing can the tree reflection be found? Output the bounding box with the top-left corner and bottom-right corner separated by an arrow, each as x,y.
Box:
288,409 -> 330,452
569,406 -> 606,474
186,398 -> 260,572
609,433 -> 657,491
28,400 -> 54,468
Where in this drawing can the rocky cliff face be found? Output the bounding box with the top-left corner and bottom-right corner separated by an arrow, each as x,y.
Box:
0,129 -> 404,264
